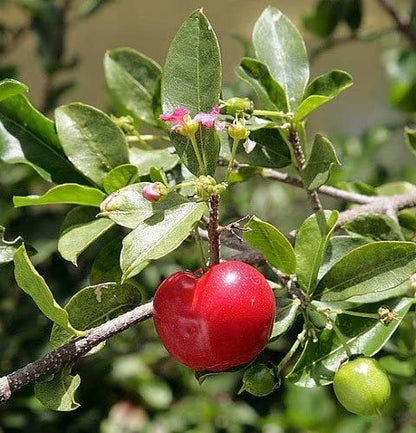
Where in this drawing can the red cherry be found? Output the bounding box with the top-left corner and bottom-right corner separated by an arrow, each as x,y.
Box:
153,261 -> 276,371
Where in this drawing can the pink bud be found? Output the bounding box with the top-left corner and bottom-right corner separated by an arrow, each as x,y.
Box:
142,182 -> 167,203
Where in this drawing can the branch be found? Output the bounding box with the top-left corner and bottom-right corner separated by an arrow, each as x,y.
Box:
377,0 -> 416,48
0,301 -> 154,404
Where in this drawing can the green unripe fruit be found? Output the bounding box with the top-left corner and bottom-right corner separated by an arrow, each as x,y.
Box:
333,357 -> 391,416
239,364 -> 276,397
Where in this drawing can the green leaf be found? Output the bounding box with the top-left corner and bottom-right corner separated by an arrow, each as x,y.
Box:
344,0 -> 362,31
14,184 -> 106,208
89,236 -> 123,284
129,147 -> 180,176
121,201 -> 206,280
295,70 -> 353,121
0,79 -> 28,101
13,245 -> 83,336
404,127 -> 416,157
50,282 -> 141,348
343,214 -> 405,241
161,9 -> 222,176
0,95 -> 89,184
58,207 -> 114,264
295,210 -> 339,293
287,297 -> 414,386
55,103 -> 129,188
302,134 -> 340,190
35,366 -> 81,411
303,0 -> 343,38
104,47 -> 162,125
316,241 -> 416,303
243,216 -> 296,275
253,7 -> 309,111
235,128 -> 291,169
0,226 -> 29,264
318,235 -> 370,280
236,57 -> 288,112
99,183 -> 188,229
271,286 -> 301,340
103,164 -> 139,194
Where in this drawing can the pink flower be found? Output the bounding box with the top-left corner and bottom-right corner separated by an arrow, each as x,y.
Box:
142,182 -> 168,203
159,106 -> 222,134
194,106 -> 220,128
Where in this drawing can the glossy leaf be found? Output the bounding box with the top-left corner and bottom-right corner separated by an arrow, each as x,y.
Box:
235,128 -> 291,169
129,147 -> 179,176
161,9 -> 221,176
89,236 -> 123,284
121,201 -> 206,280
50,282 -> 141,348
318,235 -> 369,280
302,134 -> 340,190
13,245 -> 83,336
295,70 -> 353,121
103,164 -> 139,194
104,47 -> 162,125
0,79 -> 28,101
271,287 -> 301,340
295,210 -> 339,293
14,184 -> 106,208
35,366 -> 80,411
343,214 -> 405,241
236,57 -> 288,111
404,127 -> 416,157
253,7 -> 309,111
316,241 -> 416,302
55,103 -> 129,187
243,216 -> 296,274
99,183 -> 187,229
58,207 -> 115,264
287,297 -> 414,386
0,94 -> 88,184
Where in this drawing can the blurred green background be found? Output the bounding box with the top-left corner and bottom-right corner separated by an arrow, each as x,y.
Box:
2,1 -> 416,432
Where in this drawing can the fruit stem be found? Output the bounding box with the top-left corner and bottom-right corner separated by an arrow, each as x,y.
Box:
276,328 -> 306,372
208,194 -> 220,266
330,318 -> 353,358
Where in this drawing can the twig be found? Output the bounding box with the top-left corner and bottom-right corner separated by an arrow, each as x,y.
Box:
207,194 -> 221,266
0,301 -> 154,404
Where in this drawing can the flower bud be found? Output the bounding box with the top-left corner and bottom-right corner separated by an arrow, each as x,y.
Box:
221,97 -> 254,116
142,182 -> 168,203
228,121 -> 250,141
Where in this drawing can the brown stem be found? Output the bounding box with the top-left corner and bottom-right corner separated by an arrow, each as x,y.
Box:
288,128 -> 323,212
207,194 -> 220,266
0,301 -> 154,404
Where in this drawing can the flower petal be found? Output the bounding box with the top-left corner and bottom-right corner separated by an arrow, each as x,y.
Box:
159,107 -> 190,122
243,137 -> 257,154
194,105 -> 220,128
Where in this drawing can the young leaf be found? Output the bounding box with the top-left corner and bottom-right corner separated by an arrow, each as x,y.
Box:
13,245 -> 83,337
295,210 -> 339,293
295,70 -> 353,121
161,9 -> 222,176
50,282 -> 142,349
0,95 -> 89,184
13,184 -> 106,208
99,183 -> 187,229
55,103 -> 130,188
234,128 -> 291,169
243,216 -> 296,275
287,297 -> 414,387
58,207 -> 115,264
35,366 -> 81,411
129,148 -> 179,176
316,241 -> 416,303
236,57 -> 288,112
253,7 -> 309,111
121,201 -> 206,281
343,214 -> 405,241
302,134 -> 340,190
104,47 -> 162,125
103,164 -> 139,194
0,79 -> 28,101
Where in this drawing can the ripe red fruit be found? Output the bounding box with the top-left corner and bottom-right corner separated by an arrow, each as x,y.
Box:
153,261 -> 276,371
